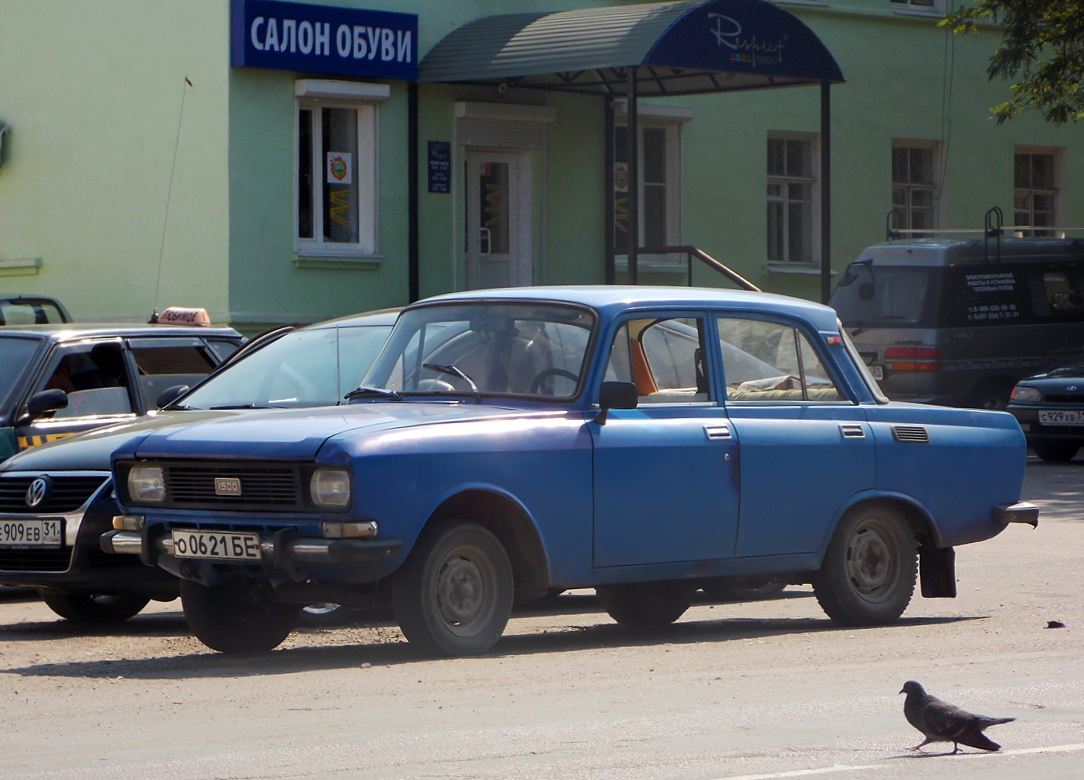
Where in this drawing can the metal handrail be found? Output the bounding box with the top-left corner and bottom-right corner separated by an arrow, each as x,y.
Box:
636,245 -> 761,291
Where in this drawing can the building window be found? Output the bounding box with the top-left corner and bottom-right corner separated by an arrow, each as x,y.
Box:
613,106 -> 687,263
1014,150 -> 1060,236
892,143 -> 939,236
295,80 -> 388,257
889,0 -> 942,11
767,135 -> 816,265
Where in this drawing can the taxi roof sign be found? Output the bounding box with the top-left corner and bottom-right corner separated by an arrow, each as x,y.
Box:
154,307 -> 211,326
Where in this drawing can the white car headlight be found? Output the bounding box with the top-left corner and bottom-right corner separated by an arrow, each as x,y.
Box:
1010,386 -> 1042,403
311,468 -> 351,508
128,465 -> 165,503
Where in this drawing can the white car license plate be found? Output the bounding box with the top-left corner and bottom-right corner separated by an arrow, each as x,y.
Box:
171,530 -> 262,560
0,518 -> 62,548
1039,409 -> 1084,426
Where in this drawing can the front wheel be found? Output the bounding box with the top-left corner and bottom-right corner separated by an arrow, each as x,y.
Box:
1033,440 -> 1080,463
180,579 -> 300,653
392,522 -> 513,657
39,590 -> 149,623
597,581 -> 697,627
812,503 -> 916,627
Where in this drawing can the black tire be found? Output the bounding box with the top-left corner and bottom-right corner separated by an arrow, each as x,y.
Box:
1033,440 -> 1080,463
392,522 -> 513,657
180,578 -> 300,653
812,502 -> 917,627
597,580 -> 696,627
297,603 -> 358,627
38,590 -> 150,623
967,379 -> 1014,411
701,578 -> 787,602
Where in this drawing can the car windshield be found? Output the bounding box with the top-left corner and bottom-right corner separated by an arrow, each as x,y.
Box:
179,322 -> 393,410
0,335 -> 41,408
363,302 -> 596,400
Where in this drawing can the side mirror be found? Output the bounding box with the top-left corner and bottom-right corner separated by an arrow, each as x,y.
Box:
596,381 -> 637,424
156,384 -> 190,409
25,388 -> 69,420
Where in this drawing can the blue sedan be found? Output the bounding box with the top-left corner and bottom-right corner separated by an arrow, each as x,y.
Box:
104,286 -> 1038,655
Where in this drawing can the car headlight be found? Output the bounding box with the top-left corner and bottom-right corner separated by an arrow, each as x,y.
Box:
128,465 -> 166,503
311,468 -> 351,508
1009,386 -> 1042,403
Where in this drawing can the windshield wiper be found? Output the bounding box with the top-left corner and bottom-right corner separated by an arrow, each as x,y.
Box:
208,403 -> 267,410
423,362 -> 481,404
344,386 -> 402,401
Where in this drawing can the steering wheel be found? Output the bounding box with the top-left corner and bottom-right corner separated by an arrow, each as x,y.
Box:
529,368 -> 579,395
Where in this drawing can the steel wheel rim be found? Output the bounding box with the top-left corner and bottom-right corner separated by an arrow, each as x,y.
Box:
433,545 -> 496,637
845,519 -> 900,603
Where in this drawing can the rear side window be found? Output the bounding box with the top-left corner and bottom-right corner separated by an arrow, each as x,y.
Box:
718,317 -> 843,402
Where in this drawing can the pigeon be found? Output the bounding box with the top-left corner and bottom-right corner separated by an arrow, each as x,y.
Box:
900,680 -> 1015,754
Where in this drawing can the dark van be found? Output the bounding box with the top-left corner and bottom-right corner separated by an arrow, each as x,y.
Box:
830,236 -> 1084,409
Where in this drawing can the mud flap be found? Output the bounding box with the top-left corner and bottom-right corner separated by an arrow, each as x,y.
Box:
919,543 -> 956,598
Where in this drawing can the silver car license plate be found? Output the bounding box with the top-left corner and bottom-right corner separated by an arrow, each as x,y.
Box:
171,530 -> 262,560
1039,409 -> 1084,426
0,518 -> 62,548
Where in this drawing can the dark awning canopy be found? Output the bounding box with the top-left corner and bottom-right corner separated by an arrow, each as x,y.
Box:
419,0 -> 844,96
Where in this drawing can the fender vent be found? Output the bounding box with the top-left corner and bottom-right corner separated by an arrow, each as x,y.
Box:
893,425 -> 929,443
839,424 -> 865,439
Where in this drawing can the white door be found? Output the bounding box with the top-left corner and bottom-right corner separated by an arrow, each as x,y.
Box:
464,150 -> 532,289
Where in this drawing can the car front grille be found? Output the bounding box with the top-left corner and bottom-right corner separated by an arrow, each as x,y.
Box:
162,463 -> 303,511
0,475 -> 108,514
0,547 -> 71,572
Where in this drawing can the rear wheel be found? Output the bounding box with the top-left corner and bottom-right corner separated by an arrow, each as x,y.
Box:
1033,440 -> 1080,463
180,579 -> 300,653
967,379 -> 1014,410
597,581 -> 696,627
812,503 -> 916,626
39,590 -> 149,623
393,523 -> 513,657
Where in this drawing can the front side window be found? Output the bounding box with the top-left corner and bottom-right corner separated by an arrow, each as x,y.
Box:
296,83 -> 383,256
718,317 -> 842,402
1014,150 -> 1060,236
604,316 -> 711,404
36,343 -> 134,419
767,136 -> 816,265
892,143 -> 939,236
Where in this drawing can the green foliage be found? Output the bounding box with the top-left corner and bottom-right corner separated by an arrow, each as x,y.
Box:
942,0 -> 1084,124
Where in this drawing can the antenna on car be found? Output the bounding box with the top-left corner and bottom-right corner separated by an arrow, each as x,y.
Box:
149,75 -> 193,324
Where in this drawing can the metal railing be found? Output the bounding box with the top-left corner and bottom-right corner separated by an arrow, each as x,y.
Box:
635,245 -> 761,291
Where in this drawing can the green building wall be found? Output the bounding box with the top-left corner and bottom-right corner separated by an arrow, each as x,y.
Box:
3,0 -> 1084,327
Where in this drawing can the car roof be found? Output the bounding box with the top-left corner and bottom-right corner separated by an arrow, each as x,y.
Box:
0,322 -> 242,341
405,285 -> 843,331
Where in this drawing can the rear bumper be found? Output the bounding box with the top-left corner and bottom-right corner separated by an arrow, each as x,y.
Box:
993,502 -> 1039,527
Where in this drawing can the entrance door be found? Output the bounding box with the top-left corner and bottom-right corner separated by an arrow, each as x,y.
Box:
464,150 -> 532,289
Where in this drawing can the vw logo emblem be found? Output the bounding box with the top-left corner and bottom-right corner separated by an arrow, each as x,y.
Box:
25,477 -> 50,508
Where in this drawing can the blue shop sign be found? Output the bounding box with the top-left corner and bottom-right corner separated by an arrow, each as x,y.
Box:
231,0 -> 417,80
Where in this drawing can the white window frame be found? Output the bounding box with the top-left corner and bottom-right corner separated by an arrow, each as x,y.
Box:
889,0 -> 946,15
766,132 -> 819,267
613,102 -> 691,271
294,80 -> 388,259
892,140 -> 942,236
1014,146 -> 1063,237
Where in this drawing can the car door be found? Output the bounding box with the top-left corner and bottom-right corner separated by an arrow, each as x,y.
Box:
591,313 -> 739,567
716,315 -> 875,557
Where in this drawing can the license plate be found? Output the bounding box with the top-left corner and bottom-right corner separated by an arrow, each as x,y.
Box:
1039,409 -> 1084,426
869,365 -> 884,380
0,518 -> 62,548
171,529 -> 262,560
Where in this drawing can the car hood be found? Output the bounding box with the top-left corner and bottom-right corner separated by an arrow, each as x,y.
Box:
0,410 -> 244,472
122,402 -> 563,461
1030,360 -> 1084,382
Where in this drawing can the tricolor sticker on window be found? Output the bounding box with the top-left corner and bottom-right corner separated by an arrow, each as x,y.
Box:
327,152 -> 352,184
